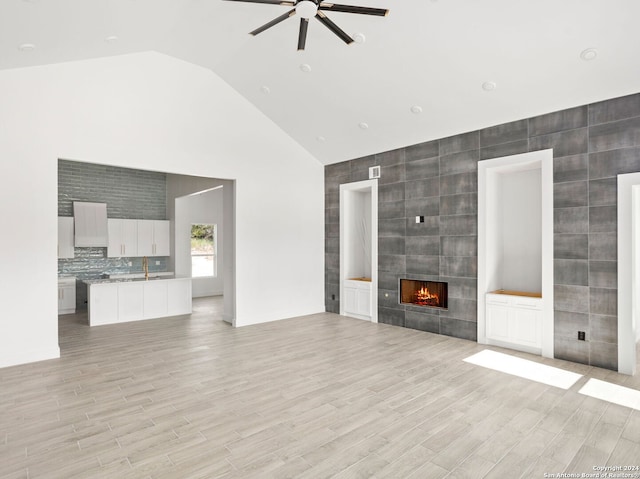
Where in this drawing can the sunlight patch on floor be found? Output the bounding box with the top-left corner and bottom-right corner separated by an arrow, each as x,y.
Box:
464,350 -> 583,389
579,378 -> 640,411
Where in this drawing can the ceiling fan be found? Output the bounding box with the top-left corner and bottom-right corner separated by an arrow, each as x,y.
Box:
224,0 -> 389,50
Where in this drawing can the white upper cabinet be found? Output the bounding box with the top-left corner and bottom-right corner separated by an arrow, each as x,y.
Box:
107,219 -> 138,257
58,217 -> 75,259
74,202 -> 108,247
137,220 -> 170,257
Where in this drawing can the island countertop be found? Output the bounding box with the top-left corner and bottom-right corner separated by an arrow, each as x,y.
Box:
83,274 -> 181,285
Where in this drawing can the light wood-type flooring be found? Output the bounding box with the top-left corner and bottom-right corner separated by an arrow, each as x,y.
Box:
1,296 -> 640,478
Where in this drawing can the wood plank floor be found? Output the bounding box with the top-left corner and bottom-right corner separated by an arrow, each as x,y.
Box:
1,296 -> 639,478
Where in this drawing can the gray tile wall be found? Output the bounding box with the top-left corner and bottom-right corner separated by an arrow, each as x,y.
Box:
325,92 -> 640,371
58,160 -> 169,310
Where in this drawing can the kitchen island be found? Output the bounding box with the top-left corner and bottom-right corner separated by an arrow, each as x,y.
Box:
85,276 -> 192,326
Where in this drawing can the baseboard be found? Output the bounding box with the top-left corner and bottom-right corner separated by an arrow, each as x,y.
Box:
0,345 -> 60,369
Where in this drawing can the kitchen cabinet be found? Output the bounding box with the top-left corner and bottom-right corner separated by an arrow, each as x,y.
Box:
137,220 -> 170,257
343,279 -> 372,320
143,280 -> 168,319
107,219 -> 138,257
58,277 -> 76,315
117,282 -> 144,322
87,277 -> 192,326
167,279 -> 192,316
88,283 -> 118,325
74,202 -> 108,247
486,291 -> 542,352
58,217 -> 75,259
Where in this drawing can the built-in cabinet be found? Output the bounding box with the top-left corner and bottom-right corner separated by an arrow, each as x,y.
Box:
88,277 -> 192,326
340,180 -> 378,322
137,220 -> 170,257
343,279 -> 372,320
486,291 -> 542,352
107,219 -> 138,257
58,217 -> 75,259
58,277 -> 76,314
477,150 -> 554,358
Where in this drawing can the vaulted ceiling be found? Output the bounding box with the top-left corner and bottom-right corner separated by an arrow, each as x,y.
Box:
3,0 -> 640,164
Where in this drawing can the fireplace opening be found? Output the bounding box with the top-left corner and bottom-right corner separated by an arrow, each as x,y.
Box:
400,279 -> 448,309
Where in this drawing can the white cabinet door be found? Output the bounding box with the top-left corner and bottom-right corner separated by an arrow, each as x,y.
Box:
118,282 -> 144,322
511,308 -> 542,347
344,287 -> 357,314
137,220 -> 154,256
58,278 -> 76,315
167,279 -> 192,316
153,220 -> 170,256
357,288 -> 371,316
143,281 -> 168,319
486,304 -> 510,341
58,217 -> 75,259
89,283 -> 119,326
137,220 -> 169,257
108,219 -> 138,257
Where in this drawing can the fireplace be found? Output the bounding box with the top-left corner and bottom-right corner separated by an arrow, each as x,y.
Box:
399,279 -> 448,309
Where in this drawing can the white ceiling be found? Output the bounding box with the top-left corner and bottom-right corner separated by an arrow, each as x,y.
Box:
3,0 -> 640,164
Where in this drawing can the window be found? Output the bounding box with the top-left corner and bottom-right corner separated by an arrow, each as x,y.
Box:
191,224 -> 216,278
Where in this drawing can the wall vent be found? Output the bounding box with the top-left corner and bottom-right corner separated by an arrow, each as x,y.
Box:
369,166 -> 381,179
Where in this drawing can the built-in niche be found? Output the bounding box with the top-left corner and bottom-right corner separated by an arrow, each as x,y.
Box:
340,180 -> 378,322
478,149 -> 554,357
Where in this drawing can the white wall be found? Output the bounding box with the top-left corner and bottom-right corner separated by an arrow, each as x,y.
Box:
500,168 -> 542,292
176,187 -> 224,297
0,52 -> 325,368
343,190 -> 372,279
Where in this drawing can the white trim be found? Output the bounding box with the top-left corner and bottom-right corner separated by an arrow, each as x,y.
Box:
477,149 -> 554,358
340,179 -> 378,323
617,173 -> 640,375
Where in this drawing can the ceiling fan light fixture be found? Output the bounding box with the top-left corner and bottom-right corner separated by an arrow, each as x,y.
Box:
296,1 -> 318,19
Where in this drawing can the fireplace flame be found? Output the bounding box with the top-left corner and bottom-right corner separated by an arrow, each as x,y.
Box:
415,286 -> 439,306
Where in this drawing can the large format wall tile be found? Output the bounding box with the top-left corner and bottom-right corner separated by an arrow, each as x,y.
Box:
324,91 -> 640,371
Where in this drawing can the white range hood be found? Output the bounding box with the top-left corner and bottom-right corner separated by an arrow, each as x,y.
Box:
73,201 -> 108,247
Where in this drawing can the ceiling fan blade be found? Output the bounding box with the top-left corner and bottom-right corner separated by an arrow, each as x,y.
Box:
315,11 -> 353,45
297,18 -> 309,50
224,0 -> 294,5
250,8 -> 296,36
318,3 -> 389,16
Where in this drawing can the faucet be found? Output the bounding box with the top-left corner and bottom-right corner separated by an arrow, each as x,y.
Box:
142,256 -> 149,280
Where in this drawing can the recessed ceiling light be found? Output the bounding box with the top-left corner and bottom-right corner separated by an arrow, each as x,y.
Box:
410,105 -> 423,114
482,81 -> 497,91
358,122 -> 369,130
299,63 -> 311,73
260,85 -> 271,94
316,135 -> 326,142
18,43 -> 35,52
353,33 -> 366,44
104,35 -> 119,44
580,48 -> 598,61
